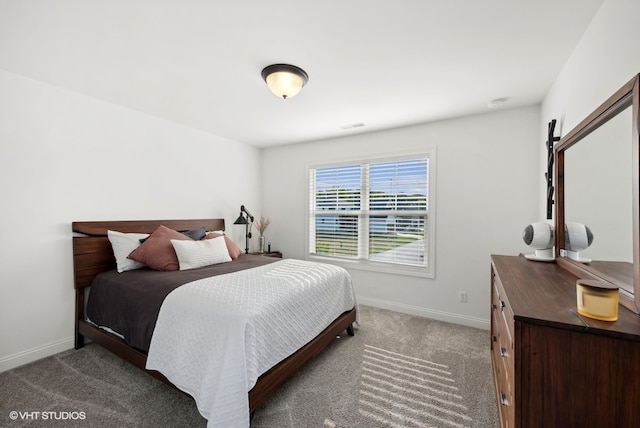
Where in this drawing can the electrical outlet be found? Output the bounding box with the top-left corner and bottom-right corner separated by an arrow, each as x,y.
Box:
459,291 -> 467,303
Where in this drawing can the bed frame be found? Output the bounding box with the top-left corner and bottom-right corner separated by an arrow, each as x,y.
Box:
72,219 -> 356,413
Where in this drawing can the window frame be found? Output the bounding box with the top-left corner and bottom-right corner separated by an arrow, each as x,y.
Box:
306,150 -> 436,278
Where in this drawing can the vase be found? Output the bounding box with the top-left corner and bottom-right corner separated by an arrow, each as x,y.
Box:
258,235 -> 265,253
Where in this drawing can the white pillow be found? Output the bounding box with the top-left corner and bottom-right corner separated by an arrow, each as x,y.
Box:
107,230 -> 150,273
170,236 -> 231,270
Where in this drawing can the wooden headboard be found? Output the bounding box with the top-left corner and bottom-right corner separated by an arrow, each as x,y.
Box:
72,219 -> 226,289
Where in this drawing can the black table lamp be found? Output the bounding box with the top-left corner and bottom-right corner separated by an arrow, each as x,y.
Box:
233,204 -> 254,254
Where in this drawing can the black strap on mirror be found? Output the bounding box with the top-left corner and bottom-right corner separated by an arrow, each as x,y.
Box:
546,119 -> 560,220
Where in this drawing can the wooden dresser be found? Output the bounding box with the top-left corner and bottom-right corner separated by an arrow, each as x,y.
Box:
490,255 -> 640,428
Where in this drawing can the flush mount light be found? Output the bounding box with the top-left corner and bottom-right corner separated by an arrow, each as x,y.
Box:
261,64 -> 309,99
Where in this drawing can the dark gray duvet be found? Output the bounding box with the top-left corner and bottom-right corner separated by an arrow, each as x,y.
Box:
86,254 -> 279,352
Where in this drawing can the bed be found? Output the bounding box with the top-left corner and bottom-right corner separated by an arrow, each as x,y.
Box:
72,219 -> 357,427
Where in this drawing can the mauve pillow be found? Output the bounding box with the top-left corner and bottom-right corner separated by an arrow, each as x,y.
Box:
204,233 -> 243,260
128,225 -> 192,271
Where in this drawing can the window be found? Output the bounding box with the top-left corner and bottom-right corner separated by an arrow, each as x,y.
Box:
308,152 -> 435,277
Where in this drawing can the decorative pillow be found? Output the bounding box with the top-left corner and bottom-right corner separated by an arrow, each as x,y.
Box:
170,236 -> 232,270
127,225 -> 191,271
204,232 -> 243,260
107,230 -> 150,273
181,227 -> 207,241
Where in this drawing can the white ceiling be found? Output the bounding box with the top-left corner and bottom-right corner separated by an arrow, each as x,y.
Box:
0,0 -> 603,148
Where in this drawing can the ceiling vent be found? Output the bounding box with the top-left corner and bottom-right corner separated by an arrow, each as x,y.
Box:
340,123 -> 366,130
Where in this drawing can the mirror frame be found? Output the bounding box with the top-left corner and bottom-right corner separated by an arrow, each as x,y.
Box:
555,73 -> 640,314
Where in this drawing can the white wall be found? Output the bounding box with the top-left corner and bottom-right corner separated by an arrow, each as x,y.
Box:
262,106 -> 540,328
0,70 -> 262,371
540,0 -> 640,218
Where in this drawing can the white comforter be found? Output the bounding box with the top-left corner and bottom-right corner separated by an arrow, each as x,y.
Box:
145,259 -> 357,428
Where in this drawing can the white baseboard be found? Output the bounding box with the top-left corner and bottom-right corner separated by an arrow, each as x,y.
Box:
0,337 -> 74,373
357,297 -> 490,330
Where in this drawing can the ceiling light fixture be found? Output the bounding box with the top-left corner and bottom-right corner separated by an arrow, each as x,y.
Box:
261,64 -> 309,99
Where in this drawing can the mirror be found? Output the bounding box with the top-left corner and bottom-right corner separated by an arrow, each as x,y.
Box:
555,73 -> 640,314
564,106 -> 633,290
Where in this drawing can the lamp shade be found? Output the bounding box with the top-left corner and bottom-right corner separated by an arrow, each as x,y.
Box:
261,64 -> 309,99
234,214 -> 249,225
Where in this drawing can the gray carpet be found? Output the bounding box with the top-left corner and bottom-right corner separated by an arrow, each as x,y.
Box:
0,306 -> 498,427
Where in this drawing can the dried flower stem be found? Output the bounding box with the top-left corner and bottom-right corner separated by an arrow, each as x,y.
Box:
255,215 -> 271,235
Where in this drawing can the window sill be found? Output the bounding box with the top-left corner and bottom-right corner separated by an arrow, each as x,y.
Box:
307,255 -> 434,278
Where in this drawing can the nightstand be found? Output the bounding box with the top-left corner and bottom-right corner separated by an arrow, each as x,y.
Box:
250,251 -> 282,258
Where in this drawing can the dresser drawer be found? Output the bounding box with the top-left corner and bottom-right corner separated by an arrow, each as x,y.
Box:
493,273 -> 515,339
492,278 -> 514,348
492,311 -> 514,401
494,353 -> 513,427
